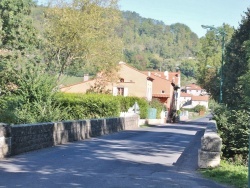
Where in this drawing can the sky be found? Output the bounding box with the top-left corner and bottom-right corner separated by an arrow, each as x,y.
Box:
37,0 -> 250,37
118,0 -> 250,37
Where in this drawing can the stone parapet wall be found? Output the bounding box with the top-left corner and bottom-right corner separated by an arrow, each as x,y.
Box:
0,115 -> 139,159
198,120 -> 222,168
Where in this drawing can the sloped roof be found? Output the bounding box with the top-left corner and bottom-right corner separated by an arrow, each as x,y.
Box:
119,62 -> 154,80
152,93 -> 169,98
60,79 -> 92,89
192,95 -> 209,101
180,92 -> 192,97
186,83 -> 202,90
142,71 -> 171,98
145,71 -> 180,82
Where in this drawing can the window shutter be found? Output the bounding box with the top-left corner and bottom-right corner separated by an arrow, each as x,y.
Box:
113,87 -> 117,96
124,87 -> 128,96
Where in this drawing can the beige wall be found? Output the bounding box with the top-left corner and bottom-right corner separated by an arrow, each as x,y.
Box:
60,63 -> 151,100
112,64 -> 149,98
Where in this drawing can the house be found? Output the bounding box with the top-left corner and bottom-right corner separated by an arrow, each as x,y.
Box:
192,95 -> 209,109
61,62 -> 154,101
180,92 -> 192,107
185,83 -> 207,96
61,62 -> 181,114
180,84 -> 209,109
142,71 -> 181,111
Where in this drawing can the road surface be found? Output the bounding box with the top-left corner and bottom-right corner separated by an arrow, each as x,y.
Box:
0,116 -> 228,188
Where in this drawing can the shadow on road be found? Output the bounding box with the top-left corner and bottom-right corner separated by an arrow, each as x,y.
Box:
0,118 -> 228,188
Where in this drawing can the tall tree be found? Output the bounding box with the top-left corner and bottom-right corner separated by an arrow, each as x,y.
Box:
223,8 -> 250,108
0,0 -> 39,95
0,0 -> 38,51
44,0 -> 123,80
196,24 -> 234,100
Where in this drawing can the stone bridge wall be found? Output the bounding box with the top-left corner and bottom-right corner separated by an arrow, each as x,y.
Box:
198,120 -> 222,168
0,115 -> 139,159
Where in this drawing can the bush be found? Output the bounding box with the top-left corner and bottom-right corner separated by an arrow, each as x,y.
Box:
56,94 -> 149,120
56,93 -> 120,120
193,105 -> 206,113
117,96 -> 149,119
0,65 -> 64,124
213,105 -> 250,162
149,98 -> 164,118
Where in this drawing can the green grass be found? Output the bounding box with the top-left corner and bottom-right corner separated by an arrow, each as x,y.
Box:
199,160 -> 248,188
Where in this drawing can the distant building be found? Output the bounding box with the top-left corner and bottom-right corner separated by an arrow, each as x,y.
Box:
180,84 -> 209,109
185,83 -> 207,96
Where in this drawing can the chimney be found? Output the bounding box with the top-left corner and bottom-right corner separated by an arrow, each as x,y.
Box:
164,71 -> 169,80
83,74 -> 89,81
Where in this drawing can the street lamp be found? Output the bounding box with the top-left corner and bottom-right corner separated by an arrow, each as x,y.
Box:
201,24 -> 226,104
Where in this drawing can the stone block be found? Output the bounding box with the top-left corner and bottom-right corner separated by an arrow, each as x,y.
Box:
198,149 -> 221,168
90,119 -> 104,137
201,133 -> 222,152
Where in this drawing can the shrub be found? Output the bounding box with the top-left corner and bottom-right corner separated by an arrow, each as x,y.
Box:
0,65 -> 64,124
213,105 -> 250,162
56,93 -> 120,120
56,94 -> 149,120
193,105 -> 206,113
115,96 -> 148,119
149,98 -> 164,118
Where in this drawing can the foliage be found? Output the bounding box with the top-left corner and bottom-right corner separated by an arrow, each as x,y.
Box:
149,98 -> 164,118
192,104 -> 206,113
44,0 -> 122,80
55,93 -> 121,120
117,96 -> 149,119
0,0 -> 42,95
200,160 -> 247,188
56,93 -> 148,120
183,105 -> 206,113
208,98 -> 220,112
213,105 -> 249,161
121,11 -> 200,74
0,0 -> 38,51
223,8 -> 250,107
0,64 -> 63,124
31,7 -> 200,82
196,24 -> 234,100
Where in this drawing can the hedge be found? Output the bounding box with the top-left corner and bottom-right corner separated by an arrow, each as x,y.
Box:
56,93 -> 149,120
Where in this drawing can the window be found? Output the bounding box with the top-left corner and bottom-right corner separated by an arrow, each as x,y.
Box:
113,87 -> 128,96
117,87 -> 124,95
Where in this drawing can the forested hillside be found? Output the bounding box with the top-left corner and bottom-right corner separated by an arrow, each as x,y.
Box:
120,11 -> 200,73
30,7 -> 199,84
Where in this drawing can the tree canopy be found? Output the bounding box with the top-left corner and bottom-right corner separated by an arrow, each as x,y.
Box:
44,0 -> 122,81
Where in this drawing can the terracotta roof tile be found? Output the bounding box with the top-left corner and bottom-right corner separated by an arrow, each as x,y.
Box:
192,95 -> 209,101
152,93 -> 170,98
180,92 -> 192,97
186,83 -> 202,90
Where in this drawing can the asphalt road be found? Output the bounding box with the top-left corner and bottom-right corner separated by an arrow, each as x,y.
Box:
0,116 -> 228,188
